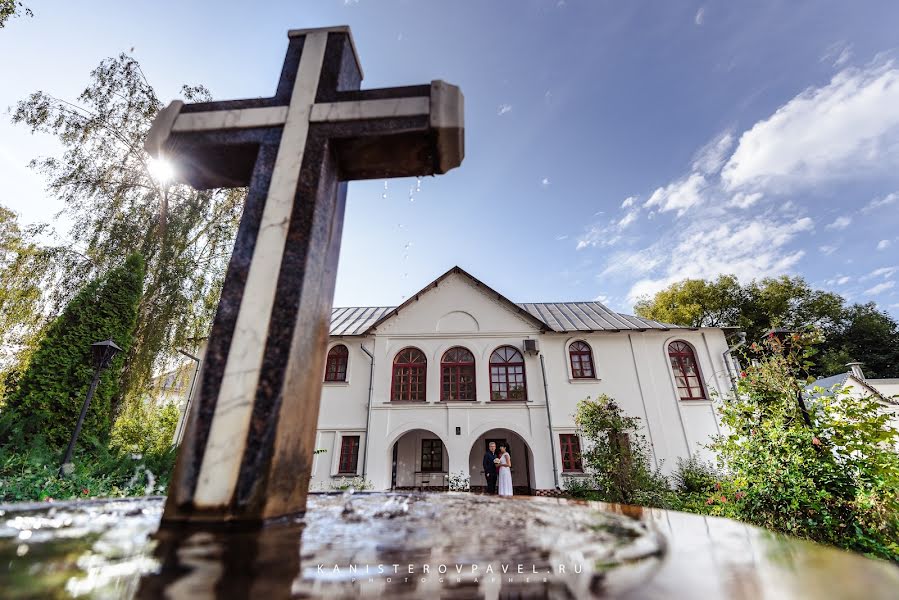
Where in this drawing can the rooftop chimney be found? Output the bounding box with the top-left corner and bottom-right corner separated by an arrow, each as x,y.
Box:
846,362 -> 865,380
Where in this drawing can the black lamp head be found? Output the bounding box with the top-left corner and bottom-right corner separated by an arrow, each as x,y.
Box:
91,339 -> 123,370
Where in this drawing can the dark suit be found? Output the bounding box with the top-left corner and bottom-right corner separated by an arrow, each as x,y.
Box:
483,450 -> 497,494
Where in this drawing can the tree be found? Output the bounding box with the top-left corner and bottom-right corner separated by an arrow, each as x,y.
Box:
632,275 -> 743,328
0,1 -> 31,28
634,274 -> 898,377
819,303 -> 899,378
0,205 -> 62,398
11,54 -> 244,403
2,254 -> 145,448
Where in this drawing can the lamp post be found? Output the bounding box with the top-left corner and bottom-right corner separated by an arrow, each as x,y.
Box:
59,339 -> 123,477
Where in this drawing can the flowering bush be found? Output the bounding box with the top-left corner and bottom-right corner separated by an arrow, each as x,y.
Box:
712,332 -> 899,561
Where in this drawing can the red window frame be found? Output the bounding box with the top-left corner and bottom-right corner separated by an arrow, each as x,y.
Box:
391,347 -> 427,402
440,346 -> 476,401
668,341 -> 706,400
338,435 -> 360,474
559,434 -> 583,472
568,341 -> 595,379
489,346 -> 527,401
324,344 -> 349,382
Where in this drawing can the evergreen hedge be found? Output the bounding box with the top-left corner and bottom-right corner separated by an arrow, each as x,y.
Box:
1,253 -> 145,448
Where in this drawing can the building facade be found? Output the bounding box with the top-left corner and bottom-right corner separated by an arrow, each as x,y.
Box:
310,267 -> 735,494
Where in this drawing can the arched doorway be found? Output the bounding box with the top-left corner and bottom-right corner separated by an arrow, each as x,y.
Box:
468,429 -> 536,495
389,428 -> 449,491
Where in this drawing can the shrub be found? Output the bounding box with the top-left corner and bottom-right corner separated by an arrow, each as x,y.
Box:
0,436 -> 175,502
574,395 -> 671,507
672,455 -> 719,495
110,397 -> 180,455
713,332 -> 899,561
1,254 -> 145,448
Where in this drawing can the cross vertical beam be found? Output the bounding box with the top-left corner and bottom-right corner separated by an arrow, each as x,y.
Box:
145,26 -> 463,525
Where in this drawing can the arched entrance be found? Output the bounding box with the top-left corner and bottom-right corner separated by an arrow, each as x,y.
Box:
468,429 -> 536,495
389,428 -> 449,491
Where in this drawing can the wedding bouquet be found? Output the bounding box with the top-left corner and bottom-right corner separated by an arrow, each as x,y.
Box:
493,458 -> 501,465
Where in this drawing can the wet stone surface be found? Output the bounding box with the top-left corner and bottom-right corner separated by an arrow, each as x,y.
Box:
0,492 -> 662,598
3,492 -> 899,598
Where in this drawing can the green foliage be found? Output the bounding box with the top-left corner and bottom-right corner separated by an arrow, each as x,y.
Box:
634,274 -> 898,377
0,436 -> 175,502
671,455 -> 719,495
110,398 -> 179,455
573,395 -> 671,507
712,333 -> 899,561
1,254 -> 145,448
0,1 -> 31,28
11,54 -> 244,403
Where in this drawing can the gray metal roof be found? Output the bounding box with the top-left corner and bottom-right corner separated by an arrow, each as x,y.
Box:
517,302 -> 684,332
329,306 -> 394,336
330,301 -> 683,335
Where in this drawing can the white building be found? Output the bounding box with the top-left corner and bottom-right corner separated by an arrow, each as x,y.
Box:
310,267 -> 733,495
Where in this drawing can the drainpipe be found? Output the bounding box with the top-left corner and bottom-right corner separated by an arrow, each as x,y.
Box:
360,343 -> 375,480
723,332 -> 747,399
538,353 -> 561,489
174,349 -> 201,445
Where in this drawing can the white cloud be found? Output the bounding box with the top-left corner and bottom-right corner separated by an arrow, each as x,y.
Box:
821,42 -> 853,68
861,266 -> 897,280
541,177 -> 551,187
730,191 -> 763,209
819,245 -> 838,255
862,191 -> 898,213
644,172 -> 707,216
825,215 -> 852,230
865,280 -> 895,295
877,239 -> 892,251
497,104 -> 512,116
554,234 -> 568,241
692,131 -> 733,174
694,7 -> 705,26
621,215 -> 813,302
617,209 -> 639,229
825,275 -> 851,286
594,294 -> 610,304
620,196 -> 636,208
721,58 -> 899,192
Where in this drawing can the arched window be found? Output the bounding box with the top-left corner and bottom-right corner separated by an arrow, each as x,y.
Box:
391,347 -> 427,402
441,347 -> 476,401
668,341 -> 706,400
489,346 -> 527,401
568,341 -> 595,379
324,344 -> 349,382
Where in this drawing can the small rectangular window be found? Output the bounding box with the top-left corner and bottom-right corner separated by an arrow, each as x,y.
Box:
338,435 -> 360,474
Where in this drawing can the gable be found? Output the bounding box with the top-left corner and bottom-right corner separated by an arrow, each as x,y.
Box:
371,271 -> 543,335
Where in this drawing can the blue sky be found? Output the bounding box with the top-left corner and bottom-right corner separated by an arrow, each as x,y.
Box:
2,1 -> 898,313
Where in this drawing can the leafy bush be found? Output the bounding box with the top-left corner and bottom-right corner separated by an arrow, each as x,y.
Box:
0,436 -> 175,502
1,254 -> 144,448
671,455 -> 719,495
574,395 -> 671,507
110,397 -> 179,455
713,332 -> 899,561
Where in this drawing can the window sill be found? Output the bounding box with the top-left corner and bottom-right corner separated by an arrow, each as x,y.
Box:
323,380 -> 350,386
679,398 -> 712,404
568,377 -> 600,384
333,473 -> 359,478
561,471 -> 588,477
439,399 -> 477,403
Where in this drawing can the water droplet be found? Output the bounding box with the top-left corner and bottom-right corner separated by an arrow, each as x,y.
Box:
16,544 -> 28,556
415,177 -> 422,192
404,242 -> 413,250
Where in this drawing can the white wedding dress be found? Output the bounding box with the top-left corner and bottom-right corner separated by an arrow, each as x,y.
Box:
497,452 -> 513,496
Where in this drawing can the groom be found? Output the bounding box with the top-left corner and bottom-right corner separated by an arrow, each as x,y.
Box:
482,441 -> 498,494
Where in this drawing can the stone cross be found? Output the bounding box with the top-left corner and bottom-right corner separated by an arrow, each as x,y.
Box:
145,26 -> 464,525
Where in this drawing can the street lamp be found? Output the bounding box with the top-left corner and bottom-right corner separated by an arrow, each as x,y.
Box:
59,339 -> 123,477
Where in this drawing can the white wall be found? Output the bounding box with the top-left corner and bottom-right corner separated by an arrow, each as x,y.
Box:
309,272 -> 733,491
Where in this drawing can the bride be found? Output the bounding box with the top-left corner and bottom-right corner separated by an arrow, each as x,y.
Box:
496,443 -> 513,497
